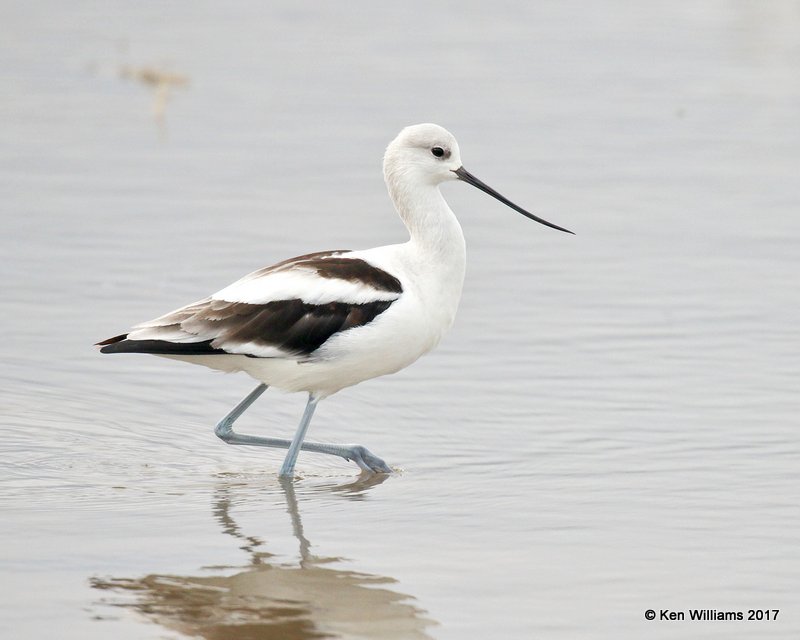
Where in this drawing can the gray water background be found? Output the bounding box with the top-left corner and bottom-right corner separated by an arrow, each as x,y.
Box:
2,2 -> 799,638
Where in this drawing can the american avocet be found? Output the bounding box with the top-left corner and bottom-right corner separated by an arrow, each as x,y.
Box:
98,123 -> 573,477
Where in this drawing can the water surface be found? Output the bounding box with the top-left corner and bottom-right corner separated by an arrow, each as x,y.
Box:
2,2 -> 799,638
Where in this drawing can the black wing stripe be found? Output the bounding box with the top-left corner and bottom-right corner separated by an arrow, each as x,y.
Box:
310,258 -> 403,293
99,298 -> 395,357
100,338 -> 225,356
248,252 -> 403,294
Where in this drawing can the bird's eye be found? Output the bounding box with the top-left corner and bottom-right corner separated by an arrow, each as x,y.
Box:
431,146 -> 445,158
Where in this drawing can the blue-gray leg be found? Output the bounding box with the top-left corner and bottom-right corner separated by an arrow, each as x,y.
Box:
214,384 -> 392,476
278,394 -> 319,477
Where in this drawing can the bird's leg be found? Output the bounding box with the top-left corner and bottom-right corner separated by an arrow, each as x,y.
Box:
278,393 -> 319,477
214,383 -> 268,432
214,385 -> 392,475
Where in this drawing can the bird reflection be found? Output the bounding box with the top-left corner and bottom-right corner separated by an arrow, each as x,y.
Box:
91,474 -> 434,639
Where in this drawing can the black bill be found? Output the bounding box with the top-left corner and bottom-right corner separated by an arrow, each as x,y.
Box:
454,166 -> 574,234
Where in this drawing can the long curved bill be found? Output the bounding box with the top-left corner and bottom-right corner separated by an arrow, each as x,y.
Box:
454,166 -> 574,234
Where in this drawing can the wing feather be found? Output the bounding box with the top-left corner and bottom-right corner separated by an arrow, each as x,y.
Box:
99,251 -> 403,359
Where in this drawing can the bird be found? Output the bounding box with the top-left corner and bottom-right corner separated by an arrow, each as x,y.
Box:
97,123 -> 573,477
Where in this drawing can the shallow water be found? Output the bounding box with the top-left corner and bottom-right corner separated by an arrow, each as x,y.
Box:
2,2 -> 800,638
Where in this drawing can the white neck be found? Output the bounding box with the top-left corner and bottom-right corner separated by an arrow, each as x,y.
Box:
387,173 -> 466,259
385,172 -> 467,334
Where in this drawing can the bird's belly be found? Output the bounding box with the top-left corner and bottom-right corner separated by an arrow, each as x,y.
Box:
242,336 -> 433,397
296,299 -> 447,395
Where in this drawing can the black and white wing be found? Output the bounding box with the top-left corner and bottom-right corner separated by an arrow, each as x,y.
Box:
98,250 -> 403,359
